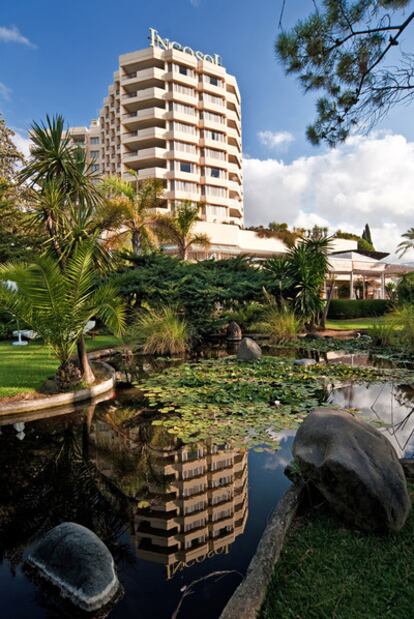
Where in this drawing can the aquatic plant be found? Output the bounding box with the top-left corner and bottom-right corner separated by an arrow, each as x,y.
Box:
138,357 -> 408,450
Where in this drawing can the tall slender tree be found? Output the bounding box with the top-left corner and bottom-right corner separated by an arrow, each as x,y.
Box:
18,114 -> 113,383
100,173 -> 164,256
155,201 -> 210,260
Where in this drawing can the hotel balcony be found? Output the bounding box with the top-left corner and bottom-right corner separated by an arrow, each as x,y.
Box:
164,128 -> 199,145
200,137 -> 228,150
199,79 -> 226,97
164,71 -> 198,89
123,126 -> 167,149
122,107 -> 168,129
204,194 -> 229,207
165,149 -> 199,163
166,189 -> 202,202
123,146 -> 167,165
122,87 -> 167,111
121,66 -> 166,88
228,180 -> 242,195
123,167 -> 169,181
199,99 -> 227,115
165,109 -> 198,125
166,89 -> 199,107
199,117 -> 227,132
228,162 -> 242,178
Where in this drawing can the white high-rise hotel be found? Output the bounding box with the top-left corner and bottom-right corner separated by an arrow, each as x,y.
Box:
68,28 -> 363,260
69,29 -> 247,243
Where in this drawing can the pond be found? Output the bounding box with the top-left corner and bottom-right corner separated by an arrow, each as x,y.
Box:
0,351 -> 413,618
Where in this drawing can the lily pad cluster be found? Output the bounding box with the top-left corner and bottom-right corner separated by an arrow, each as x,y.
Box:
138,356 -> 409,450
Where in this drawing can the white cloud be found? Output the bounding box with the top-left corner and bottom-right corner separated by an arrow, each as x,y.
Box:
190,0 -> 201,6
0,81 -> 11,100
258,130 -> 294,150
0,25 -> 35,48
243,132 -> 414,259
11,129 -> 31,158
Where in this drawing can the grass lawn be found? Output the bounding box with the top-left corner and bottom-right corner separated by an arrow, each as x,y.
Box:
259,487 -> 414,619
325,316 -> 388,330
0,335 -> 123,399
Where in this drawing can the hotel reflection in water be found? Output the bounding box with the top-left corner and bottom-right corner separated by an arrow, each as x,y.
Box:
90,418 -> 248,580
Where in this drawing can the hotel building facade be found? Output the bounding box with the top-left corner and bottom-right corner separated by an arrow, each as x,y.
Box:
67,28 -> 412,286
68,29 -> 244,233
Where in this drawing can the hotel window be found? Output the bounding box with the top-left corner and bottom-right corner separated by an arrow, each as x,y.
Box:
175,181 -> 198,193
173,121 -> 197,135
204,93 -> 224,107
207,167 -> 224,179
90,137 -> 100,145
174,64 -> 195,78
209,76 -> 220,87
205,185 -> 227,198
172,102 -> 196,116
174,141 -> 197,154
173,83 -> 195,97
202,111 -> 225,124
184,501 -> 206,515
206,205 -> 227,220
90,150 -> 100,160
178,161 -> 194,173
184,518 -> 206,532
204,148 -> 226,161
205,130 -> 225,142
91,164 -> 100,173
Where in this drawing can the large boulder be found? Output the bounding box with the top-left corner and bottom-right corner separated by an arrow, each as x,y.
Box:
293,408 -> 411,531
226,320 -> 242,341
27,522 -> 120,612
237,337 -> 262,361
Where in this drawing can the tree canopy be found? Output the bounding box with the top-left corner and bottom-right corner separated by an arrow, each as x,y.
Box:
276,0 -> 414,145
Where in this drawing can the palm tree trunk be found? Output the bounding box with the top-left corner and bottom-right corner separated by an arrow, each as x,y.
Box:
321,276 -> 335,329
132,229 -> 142,256
77,335 -> 95,384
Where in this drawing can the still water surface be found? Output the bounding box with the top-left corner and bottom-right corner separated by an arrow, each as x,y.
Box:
0,352 -> 413,618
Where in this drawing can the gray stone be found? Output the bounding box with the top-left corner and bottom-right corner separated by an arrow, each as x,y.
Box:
237,337 -> 262,361
293,408 -> 411,531
226,320 -> 242,341
27,522 -> 120,612
294,358 -> 317,366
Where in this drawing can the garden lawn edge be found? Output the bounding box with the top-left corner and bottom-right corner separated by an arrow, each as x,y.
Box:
220,481 -> 305,619
0,360 -> 115,415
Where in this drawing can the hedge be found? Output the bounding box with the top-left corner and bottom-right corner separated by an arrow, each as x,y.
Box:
328,299 -> 392,319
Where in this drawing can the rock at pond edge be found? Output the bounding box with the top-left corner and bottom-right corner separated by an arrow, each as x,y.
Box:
237,337 -> 262,361
26,522 -> 120,612
293,408 -> 411,532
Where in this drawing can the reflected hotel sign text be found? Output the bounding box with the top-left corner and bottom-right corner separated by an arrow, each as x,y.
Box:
149,28 -> 222,66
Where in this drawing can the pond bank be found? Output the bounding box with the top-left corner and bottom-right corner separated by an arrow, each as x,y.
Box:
258,481 -> 414,619
0,360 -> 116,415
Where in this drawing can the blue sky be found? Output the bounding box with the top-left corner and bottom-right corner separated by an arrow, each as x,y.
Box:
0,0 -> 341,161
2,0 -> 414,255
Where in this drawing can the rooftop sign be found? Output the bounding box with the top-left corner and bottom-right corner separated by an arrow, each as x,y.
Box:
149,28 -> 222,66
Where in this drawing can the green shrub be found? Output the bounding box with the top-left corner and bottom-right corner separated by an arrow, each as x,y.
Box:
394,305 -> 414,352
328,299 -> 392,319
224,301 -> 265,330
370,321 -> 395,347
252,307 -> 300,342
132,306 -> 189,355
397,273 -> 414,306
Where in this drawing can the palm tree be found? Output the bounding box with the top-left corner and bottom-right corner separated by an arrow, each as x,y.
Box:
155,201 -> 210,260
0,244 -> 125,389
19,115 -> 115,381
286,235 -> 333,330
100,173 -> 164,256
397,228 -> 414,257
